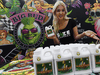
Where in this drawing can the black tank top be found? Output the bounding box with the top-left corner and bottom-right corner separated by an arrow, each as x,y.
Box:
57,19 -> 77,44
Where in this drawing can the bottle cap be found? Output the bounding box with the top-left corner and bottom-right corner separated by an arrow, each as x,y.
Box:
44,47 -> 49,50
50,45 -> 55,49
34,50 -> 41,55
45,26 -> 48,30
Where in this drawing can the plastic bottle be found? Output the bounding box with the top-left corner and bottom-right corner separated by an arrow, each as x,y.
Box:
54,45 -> 74,75
33,47 -> 43,75
33,47 -> 54,75
89,44 -> 100,73
45,25 -> 55,37
71,45 -> 92,75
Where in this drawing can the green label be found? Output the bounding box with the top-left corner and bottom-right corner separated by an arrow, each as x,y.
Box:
95,55 -> 100,67
57,59 -> 72,74
36,62 -> 53,75
75,57 -> 90,71
47,29 -> 53,35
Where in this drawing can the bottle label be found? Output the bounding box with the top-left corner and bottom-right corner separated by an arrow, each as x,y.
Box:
75,57 -> 90,71
95,55 -> 100,67
57,59 -> 72,74
47,29 -> 53,35
36,62 -> 53,75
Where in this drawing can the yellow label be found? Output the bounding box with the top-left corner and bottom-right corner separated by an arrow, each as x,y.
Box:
37,57 -> 41,61
57,55 -> 61,59
96,49 -> 99,53
77,52 -> 80,56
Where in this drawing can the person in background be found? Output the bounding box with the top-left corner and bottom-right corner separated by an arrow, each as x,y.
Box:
26,0 -> 53,13
46,1 -> 100,44
0,30 -> 12,45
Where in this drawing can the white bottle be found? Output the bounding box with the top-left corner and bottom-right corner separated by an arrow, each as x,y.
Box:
71,45 -> 92,75
45,25 -> 55,37
90,44 -> 100,73
54,45 -> 74,75
33,47 -> 54,75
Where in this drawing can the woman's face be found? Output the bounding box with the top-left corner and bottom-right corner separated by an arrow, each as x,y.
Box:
34,1 -> 41,8
55,5 -> 66,20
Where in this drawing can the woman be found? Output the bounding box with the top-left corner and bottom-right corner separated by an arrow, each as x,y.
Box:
0,30 -> 12,45
46,1 -> 99,44
25,0 -> 53,12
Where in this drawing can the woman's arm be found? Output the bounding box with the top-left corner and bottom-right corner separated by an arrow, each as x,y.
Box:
53,36 -> 60,44
26,0 -> 33,6
73,26 -> 85,40
73,26 -> 100,40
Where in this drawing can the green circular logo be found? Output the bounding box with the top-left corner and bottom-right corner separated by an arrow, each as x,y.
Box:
57,55 -> 61,59
77,52 -> 80,56
37,57 -> 41,61
96,49 -> 99,53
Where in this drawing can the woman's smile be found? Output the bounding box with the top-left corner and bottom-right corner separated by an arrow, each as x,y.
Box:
59,15 -> 63,18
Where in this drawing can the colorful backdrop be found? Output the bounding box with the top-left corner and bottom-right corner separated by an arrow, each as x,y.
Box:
0,0 -> 100,68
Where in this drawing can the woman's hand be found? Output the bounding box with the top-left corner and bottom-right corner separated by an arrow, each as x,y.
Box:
45,33 -> 57,40
45,30 -> 60,44
45,30 -> 57,40
83,30 -> 100,40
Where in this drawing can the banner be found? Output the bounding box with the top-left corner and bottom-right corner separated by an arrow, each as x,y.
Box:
0,0 -> 100,75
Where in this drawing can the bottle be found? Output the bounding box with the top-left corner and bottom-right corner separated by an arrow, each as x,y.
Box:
33,47 -> 54,75
33,47 -> 42,75
71,45 -> 92,75
45,25 -> 55,37
54,45 -> 74,75
90,44 -> 100,73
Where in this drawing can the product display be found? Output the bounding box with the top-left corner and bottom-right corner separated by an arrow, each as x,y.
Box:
54,45 -> 74,75
71,45 -> 92,75
33,47 -> 54,75
33,44 -> 100,75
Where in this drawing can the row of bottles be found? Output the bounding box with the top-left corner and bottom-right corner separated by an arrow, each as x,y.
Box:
33,44 -> 100,75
